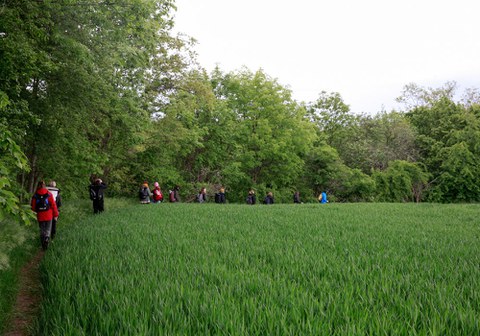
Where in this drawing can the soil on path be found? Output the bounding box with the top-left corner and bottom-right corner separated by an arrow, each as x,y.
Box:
3,250 -> 44,336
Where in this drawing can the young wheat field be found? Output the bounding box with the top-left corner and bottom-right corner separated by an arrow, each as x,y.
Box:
39,203 -> 479,335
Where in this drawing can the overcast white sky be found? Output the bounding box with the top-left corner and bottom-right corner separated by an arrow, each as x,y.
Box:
173,0 -> 480,114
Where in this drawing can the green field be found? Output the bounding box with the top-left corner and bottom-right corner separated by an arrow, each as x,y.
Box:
38,203 -> 479,335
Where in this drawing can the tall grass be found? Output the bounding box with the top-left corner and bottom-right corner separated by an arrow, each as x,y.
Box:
39,203 -> 480,335
0,197 -> 133,334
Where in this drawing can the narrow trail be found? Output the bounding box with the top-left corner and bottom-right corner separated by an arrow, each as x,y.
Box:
3,250 -> 44,336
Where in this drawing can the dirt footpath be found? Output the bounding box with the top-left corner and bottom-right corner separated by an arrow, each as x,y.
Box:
3,250 -> 44,336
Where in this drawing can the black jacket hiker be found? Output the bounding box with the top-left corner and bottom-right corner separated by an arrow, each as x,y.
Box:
89,179 -> 107,214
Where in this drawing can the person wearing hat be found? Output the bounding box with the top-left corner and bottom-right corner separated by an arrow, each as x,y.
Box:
246,189 -> 256,205
89,178 -> 107,214
46,180 -> 62,239
215,187 -> 226,204
319,191 -> 328,204
264,191 -> 274,205
139,180 -> 152,204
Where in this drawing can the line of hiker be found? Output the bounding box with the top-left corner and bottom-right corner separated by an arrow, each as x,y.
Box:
134,181 -> 328,205
137,181 -> 180,204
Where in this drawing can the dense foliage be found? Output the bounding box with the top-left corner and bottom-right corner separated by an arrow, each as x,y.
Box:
1,0 -> 480,204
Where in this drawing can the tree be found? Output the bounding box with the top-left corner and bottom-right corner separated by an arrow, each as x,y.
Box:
429,142 -> 480,202
307,91 -> 357,151
461,88 -> 480,108
211,68 -> 316,200
339,168 -> 376,202
1,0 -> 189,197
352,112 -> 418,172
304,142 -> 375,202
133,70 -> 233,194
304,144 -> 344,197
307,91 -> 418,174
396,81 -> 457,111
373,160 -> 430,203
0,125 -> 34,225
406,97 -> 480,202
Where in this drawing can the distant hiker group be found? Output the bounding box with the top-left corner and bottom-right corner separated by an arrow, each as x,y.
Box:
132,181 -> 328,205
137,181 -> 179,204
134,182 -> 231,205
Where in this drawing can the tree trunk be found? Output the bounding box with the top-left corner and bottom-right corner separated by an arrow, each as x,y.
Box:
28,154 -> 38,194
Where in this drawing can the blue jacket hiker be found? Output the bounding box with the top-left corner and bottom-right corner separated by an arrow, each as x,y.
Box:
319,191 -> 328,204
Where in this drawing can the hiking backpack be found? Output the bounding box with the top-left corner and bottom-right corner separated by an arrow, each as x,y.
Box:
34,193 -> 50,212
89,187 -> 97,200
153,189 -> 163,201
139,187 -> 149,200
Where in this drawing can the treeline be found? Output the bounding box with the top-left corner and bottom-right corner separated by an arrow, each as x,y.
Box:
2,1 -> 480,218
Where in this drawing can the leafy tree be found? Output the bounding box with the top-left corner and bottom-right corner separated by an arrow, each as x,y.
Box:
0,125 -> 34,225
307,92 -> 418,175
1,0 -> 189,197
352,112 -> 418,172
429,142 -> 480,202
133,70 -> 227,192
307,91 -> 358,154
304,142 -> 375,202
407,97 -> 480,202
212,68 -> 316,201
339,168 -> 376,202
304,144 -> 344,196
373,160 -> 430,203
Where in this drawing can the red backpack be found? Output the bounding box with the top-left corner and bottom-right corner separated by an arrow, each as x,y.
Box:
153,188 -> 163,201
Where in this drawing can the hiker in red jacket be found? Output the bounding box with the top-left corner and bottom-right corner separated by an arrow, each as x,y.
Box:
31,181 -> 59,250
